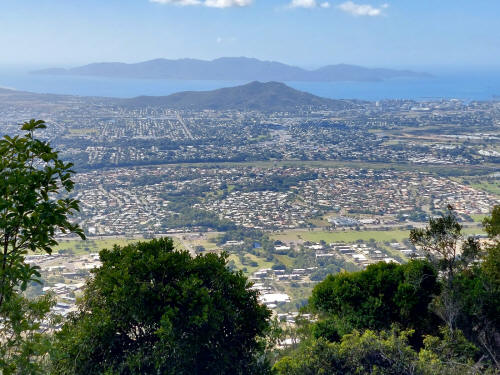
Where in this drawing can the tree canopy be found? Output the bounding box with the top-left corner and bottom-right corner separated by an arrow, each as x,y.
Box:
274,327 -> 493,375
276,206 -> 500,373
50,238 -> 272,375
309,260 -> 440,344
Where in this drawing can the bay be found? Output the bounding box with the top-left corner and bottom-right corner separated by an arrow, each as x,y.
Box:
0,68 -> 499,101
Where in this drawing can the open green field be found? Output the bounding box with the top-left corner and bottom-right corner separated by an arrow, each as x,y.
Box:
228,253 -> 275,275
470,214 -> 489,223
469,182 -> 500,196
173,235 -> 220,252
462,226 -> 486,235
272,229 -> 411,244
68,128 -> 97,135
273,254 -> 296,268
273,226 -> 485,244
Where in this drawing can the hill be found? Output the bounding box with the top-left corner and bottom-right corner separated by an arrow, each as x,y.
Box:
33,57 -> 431,82
121,81 -> 359,111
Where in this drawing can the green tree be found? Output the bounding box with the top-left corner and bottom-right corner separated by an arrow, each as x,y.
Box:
411,206 -> 499,368
50,238 -> 272,375
0,119 -> 84,374
0,294 -> 57,375
418,327 -> 484,375
482,205 -> 500,238
274,327 -> 493,375
309,261 -> 440,345
0,119 -> 84,306
409,206 -> 481,331
409,205 -> 480,285
455,206 -> 500,367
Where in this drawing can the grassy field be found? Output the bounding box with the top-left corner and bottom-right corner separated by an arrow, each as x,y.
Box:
462,226 -> 486,235
470,214 -> 488,223
173,235 -> 220,251
273,225 -> 486,244
68,128 -> 97,135
469,182 -> 500,196
228,253 -> 275,275
272,229 -> 411,244
273,254 -> 296,268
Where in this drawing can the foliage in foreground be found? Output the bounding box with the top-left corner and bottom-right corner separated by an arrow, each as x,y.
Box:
50,238 -> 272,375
274,327 -> 494,375
0,294 -> 56,375
275,205 -> 500,374
309,260 -> 440,345
410,205 -> 500,366
0,120 -> 84,374
0,120 -> 84,307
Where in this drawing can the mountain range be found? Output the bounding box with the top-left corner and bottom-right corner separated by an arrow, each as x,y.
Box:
33,57 -> 431,82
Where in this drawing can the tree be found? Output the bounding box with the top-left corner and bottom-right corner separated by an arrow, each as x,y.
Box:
0,119 -> 84,306
0,293 -> 57,375
482,205 -> 500,238
409,205 -> 481,331
409,205 -> 480,285
456,206 -> 500,367
308,260 -> 440,346
411,206 -> 500,368
0,120 -> 84,374
274,327 -> 494,375
50,238 -> 272,375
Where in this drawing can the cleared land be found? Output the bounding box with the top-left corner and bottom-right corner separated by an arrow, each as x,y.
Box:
469,182 -> 500,196
272,229 -> 411,243
228,253 -> 275,275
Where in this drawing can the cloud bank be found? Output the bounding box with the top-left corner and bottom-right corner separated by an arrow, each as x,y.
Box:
150,0 -> 252,7
205,0 -> 252,7
150,0 -> 387,14
338,1 -> 388,16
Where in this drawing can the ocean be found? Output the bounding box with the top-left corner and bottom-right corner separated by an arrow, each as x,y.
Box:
0,68 -> 499,101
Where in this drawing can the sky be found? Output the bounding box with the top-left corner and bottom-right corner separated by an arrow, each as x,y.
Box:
1,0 -> 499,70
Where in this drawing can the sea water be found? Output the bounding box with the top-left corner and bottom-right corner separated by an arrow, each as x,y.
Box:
0,67 -> 499,101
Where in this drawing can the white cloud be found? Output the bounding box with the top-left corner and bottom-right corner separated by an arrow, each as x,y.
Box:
150,0 -> 201,5
338,1 -> 387,16
150,0 -> 252,7
216,36 -> 237,43
289,0 -> 317,8
205,0 -> 252,7
288,0 -> 331,8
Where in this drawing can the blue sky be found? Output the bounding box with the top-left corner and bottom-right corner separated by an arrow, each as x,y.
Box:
1,0 -> 499,70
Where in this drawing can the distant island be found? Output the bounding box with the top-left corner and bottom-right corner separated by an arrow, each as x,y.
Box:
32,57 -> 431,82
121,81 -> 362,111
